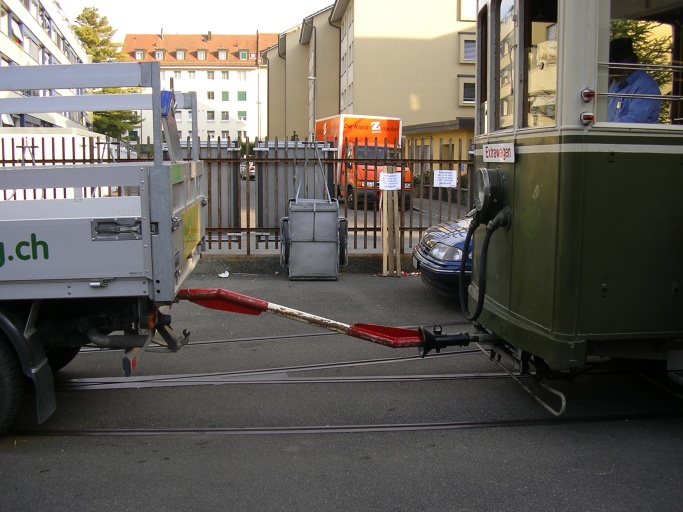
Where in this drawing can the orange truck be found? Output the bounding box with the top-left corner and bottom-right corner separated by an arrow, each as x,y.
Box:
315,115 -> 411,208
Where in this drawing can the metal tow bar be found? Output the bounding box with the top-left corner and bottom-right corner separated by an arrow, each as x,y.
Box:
176,288 -> 423,349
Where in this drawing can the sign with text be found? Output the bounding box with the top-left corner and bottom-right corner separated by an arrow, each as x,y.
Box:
483,143 -> 515,162
432,170 -> 458,188
379,172 -> 401,190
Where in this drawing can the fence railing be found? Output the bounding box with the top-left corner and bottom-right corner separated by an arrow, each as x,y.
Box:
0,134 -> 473,255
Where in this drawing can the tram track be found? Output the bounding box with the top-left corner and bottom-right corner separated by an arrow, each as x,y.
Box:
60,346 -> 681,403
36,334 -> 683,440
57,370 -> 512,391
11,410 -> 683,438
57,349 -> 487,391
15,347 -> 683,439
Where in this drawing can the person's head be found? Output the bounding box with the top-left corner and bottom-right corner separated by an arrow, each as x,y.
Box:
609,37 -> 638,81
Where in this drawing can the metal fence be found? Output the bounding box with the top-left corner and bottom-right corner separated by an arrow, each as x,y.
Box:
0,134 -> 473,255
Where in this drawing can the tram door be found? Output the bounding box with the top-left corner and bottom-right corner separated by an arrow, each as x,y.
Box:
472,0 -> 683,368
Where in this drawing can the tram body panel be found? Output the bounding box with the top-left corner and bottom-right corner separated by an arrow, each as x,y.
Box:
471,0 -> 683,370
575,137 -> 683,337
472,135 -> 571,366
472,132 -> 683,367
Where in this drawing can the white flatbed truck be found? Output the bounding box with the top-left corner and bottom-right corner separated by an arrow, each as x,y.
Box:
0,62 -> 206,433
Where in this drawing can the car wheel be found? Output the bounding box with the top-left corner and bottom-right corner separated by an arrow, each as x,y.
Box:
282,220 -> 290,266
338,219 -> 348,266
347,187 -> 356,210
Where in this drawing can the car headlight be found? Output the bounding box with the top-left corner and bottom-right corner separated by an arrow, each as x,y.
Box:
429,242 -> 463,262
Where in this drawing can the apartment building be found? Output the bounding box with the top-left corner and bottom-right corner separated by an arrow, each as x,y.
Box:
264,0 -> 477,150
264,6 -> 339,140
0,0 -> 90,128
123,32 -> 278,143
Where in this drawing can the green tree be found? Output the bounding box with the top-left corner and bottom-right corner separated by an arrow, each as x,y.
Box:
72,8 -> 140,140
71,7 -> 127,63
240,139 -> 254,159
91,88 -> 142,139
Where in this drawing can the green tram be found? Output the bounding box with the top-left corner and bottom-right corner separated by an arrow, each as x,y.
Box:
461,0 -> 683,388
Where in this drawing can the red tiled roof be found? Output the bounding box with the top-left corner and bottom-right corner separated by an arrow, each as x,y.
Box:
122,33 -> 279,67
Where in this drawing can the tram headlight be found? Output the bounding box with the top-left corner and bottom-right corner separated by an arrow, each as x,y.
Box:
474,167 -> 505,216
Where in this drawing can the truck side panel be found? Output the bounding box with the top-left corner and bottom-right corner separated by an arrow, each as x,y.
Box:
0,64 -> 206,305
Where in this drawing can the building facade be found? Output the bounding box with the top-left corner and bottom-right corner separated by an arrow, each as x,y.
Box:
263,6 -> 340,140
0,0 -> 90,128
123,32 -> 278,143
264,0 -> 477,153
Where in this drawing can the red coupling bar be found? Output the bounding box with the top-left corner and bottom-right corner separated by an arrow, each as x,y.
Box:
348,323 -> 423,348
176,288 -> 269,315
176,288 -> 423,349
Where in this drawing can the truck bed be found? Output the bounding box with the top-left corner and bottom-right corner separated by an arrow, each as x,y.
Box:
0,63 -> 206,305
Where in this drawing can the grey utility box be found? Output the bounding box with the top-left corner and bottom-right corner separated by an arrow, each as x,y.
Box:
279,140 -> 347,280
281,198 -> 347,280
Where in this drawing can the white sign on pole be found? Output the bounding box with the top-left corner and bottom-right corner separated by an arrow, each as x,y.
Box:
432,170 -> 458,188
379,172 -> 401,190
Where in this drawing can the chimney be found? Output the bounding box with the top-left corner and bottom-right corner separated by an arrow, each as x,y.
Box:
208,31 -> 212,41
160,28 -> 164,40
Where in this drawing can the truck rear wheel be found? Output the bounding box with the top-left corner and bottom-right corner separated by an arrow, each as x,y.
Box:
0,335 -> 24,434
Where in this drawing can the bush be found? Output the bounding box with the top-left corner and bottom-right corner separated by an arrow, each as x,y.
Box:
413,169 -> 431,186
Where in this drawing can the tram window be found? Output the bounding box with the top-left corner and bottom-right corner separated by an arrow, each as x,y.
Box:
496,0 -> 516,130
599,0 -> 678,124
476,4 -> 488,135
523,0 -> 558,127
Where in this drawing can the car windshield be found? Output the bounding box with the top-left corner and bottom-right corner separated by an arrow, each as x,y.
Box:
355,146 -> 400,160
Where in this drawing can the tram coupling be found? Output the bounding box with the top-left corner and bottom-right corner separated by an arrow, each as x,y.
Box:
418,325 -> 502,358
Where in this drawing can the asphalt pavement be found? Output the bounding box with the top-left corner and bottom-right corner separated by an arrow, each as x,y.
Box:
2,266 -> 683,511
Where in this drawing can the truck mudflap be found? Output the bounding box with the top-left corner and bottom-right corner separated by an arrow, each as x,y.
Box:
0,306 -> 56,425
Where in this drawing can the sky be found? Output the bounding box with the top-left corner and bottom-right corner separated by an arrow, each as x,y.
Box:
58,0 -> 334,39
